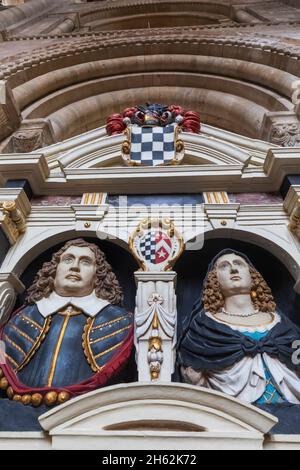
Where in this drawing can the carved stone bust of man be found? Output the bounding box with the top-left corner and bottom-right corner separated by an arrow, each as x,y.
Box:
0,239 -> 133,408
177,250 -> 300,405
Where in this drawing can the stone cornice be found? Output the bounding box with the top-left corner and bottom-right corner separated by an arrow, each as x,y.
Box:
0,154 -> 49,193
0,132 -> 296,195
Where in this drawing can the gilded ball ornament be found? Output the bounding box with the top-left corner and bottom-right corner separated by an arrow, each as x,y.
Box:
44,391 -> 58,406
21,394 -> 32,406
31,394 -> 43,407
12,395 -> 22,402
0,377 -> 8,390
57,391 -> 71,404
6,386 -> 14,399
251,290 -> 258,300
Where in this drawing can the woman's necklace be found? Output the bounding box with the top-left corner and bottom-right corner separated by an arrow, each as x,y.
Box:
220,307 -> 260,317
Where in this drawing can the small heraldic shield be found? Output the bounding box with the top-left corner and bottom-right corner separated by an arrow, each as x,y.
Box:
129,218 -> 184,272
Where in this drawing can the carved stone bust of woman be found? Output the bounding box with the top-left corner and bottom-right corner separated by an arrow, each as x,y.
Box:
177,250 -> 300,405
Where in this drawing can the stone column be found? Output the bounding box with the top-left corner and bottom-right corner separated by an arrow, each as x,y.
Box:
134,271 -> 177,382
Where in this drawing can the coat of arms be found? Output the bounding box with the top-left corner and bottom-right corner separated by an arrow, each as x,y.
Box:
129,218 -> 184,272
106,103 -> 200,167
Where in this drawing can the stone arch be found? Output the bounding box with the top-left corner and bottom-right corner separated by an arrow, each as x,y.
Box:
1,227 -> 133,279
204,227 -> 300,281
1,33 -> 300,149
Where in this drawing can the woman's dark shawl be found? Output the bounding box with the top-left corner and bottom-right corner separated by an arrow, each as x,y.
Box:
177,309 -> 300,373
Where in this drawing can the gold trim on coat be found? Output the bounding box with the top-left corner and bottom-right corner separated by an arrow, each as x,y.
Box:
82,317 -> 102,373
47,313 -> 71,387
16,316 -> 52,373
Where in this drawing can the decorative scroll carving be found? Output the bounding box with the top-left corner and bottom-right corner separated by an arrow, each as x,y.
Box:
0,200 -> 27,244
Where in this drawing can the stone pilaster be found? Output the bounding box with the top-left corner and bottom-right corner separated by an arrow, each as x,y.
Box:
134,271 -> 177,382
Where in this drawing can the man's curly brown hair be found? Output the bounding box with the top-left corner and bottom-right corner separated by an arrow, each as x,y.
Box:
26,238 -> 123,306
203,261 -> 276,315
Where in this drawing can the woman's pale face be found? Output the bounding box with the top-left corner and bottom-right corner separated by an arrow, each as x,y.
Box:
215,253 -> 252,298
54,246 -> 97,297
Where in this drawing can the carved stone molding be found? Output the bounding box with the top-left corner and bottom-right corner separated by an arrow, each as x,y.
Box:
1,32 -> 300,85
0,153 -> 49,193
38,383 -> 277,450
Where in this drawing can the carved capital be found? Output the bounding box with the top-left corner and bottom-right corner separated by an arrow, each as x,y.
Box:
5,119 -> 55,154
260,112 -> 300,147
271,123 -> 300,147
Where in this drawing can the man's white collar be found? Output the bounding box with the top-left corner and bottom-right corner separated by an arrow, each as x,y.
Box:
36,291 -> 110,318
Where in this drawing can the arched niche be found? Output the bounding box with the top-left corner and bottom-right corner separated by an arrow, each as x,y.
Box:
15,236 -> 138,314
175,236 -> 300,335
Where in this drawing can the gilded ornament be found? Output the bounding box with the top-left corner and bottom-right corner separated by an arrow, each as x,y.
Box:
31,393 -> 43,407
251,290 -> 257,300
57,391 -> 71,404
6,386 -> 14,399
151,371 -> 159,380
0,377 -> 8,390
12,395 -> 22,402
175,139 -> 184,153
44,391 -> 58,406
122,140 -> 131,155
21,394 -> 32,406
149,337 -> 162,351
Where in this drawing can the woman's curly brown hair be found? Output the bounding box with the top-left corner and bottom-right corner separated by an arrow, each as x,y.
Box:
26,239 -> 124,306
203,264 -> 276,315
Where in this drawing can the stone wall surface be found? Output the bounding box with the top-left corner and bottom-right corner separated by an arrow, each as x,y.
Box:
0,0 -> 300,451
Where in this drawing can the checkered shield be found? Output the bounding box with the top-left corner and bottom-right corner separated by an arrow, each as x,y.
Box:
130,124 -> 176,166
139,231 -> 172,265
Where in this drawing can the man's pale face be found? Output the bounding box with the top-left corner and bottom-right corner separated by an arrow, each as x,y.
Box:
216,253 -> 252,298
54,246 -> 97,297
